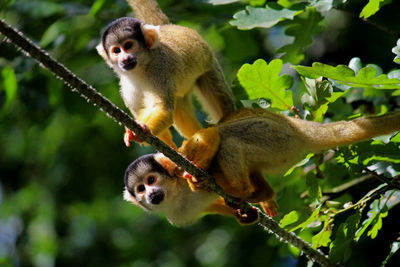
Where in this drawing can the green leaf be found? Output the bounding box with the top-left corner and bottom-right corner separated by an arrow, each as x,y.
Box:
277,8 -> 323,64
301,77 -> 333,108
360,0 -> 387,19
289,207 -> 320,232
1,66 -> 18,112
295,62 -> 400,90
312,220 -> 332,249
90,0 -> 106,16
382,241 -> 400,266
40,21 -> 69,47
392,39 -> 400,64
237,59 -> 293,110
355,197 -> 389,240
230,4 -> 298,30
280,210 -> 300,227
306,173 -> 322,202
329,211 -> 361,263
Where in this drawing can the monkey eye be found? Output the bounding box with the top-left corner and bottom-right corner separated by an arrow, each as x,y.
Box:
111,46 -> 121,54
147,175 -> 156,185
123,41 -> 134,50
136,184 -> 145,193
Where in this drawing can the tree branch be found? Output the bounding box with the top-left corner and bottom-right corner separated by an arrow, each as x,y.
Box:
0,19 -> 340,267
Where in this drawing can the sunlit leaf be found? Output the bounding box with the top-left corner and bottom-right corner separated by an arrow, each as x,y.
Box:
1,66 -> 18,112
295,62 -> 400,89
360,0 -> 388,19
230,4 -> 298,30
90,0 -> 106,16
355,197 -> 390,240
289,207 -> 321,232
237,59 -> 293,110
312,220 -> 332,249
280,210 -> 300,227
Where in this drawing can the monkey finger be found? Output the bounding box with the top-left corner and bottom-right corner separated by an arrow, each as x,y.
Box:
135,120 -> 152,136
124,128 -> 134,147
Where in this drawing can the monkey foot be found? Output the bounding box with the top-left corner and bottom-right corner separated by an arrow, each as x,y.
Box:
235,206 -> 259,225
183,172 -> 210,192
260,200 -> 279,217
123,122 -> 151,147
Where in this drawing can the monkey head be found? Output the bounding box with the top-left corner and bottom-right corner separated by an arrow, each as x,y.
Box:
123,153 -> 223,226
123,154 -> 184,214
96,17 -> 160,73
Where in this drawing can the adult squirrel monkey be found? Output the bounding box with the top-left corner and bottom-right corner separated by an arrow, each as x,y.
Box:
123,108 -> 400,226
97,0 -> 234,148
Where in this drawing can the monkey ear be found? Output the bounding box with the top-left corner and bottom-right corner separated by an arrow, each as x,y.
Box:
96,43 -> 109,60
141,24 -> 160,49
96,43 -> 114,68
123,187 -> 139,205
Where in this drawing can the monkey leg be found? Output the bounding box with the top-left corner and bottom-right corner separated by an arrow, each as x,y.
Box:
158,129 -> 177,149
247,172 -> 278,217
213,148 -> 255,199
174,94 -> 203,139
206,197 -> 259,225
195,61 -> 235,122
179,127 -> 221,191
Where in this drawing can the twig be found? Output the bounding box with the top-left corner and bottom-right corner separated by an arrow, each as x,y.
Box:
334,183 -> 391,217
333,6 -> 400,39
363,169 -> 400,190
0,19 -> 340,267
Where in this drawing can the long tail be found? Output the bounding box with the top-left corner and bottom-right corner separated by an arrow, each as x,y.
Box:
289,112 -> 400,151
127,0 -> 170,25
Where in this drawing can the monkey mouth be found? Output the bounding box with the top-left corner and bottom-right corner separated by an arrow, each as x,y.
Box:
120,58 -> 137,71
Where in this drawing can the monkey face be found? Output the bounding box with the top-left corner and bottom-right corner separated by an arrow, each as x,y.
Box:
123,154 -> 179,213
109,39 -> 139,71
97,17 -> 160,73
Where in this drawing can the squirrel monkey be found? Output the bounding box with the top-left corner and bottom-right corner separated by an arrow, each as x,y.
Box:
97,0 -> 235,148
123,108 -> 400,226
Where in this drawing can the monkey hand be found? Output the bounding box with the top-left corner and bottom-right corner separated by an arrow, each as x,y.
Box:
235,205 -> 259,225
182,171 -> 211,192
124,122 -> 151,147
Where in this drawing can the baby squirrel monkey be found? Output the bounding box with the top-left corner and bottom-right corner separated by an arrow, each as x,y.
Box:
123,108 -> 400,226
97,0 -> 234,148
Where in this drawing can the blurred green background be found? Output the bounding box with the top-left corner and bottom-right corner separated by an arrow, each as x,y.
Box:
1,0 -> 400,266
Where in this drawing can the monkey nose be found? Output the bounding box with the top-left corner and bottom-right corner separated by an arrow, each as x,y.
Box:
120,55 -> 137,71
150,191 -> 164,205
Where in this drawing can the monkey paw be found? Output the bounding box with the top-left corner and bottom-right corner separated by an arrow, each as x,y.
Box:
183,172 -> 210,192
260,199 -> 279,217
123,122 -> 151,147
235,206 -> 259,225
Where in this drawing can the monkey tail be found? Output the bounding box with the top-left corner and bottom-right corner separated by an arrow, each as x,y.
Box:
127,0 -> 170,25
290,112 -> 400,151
